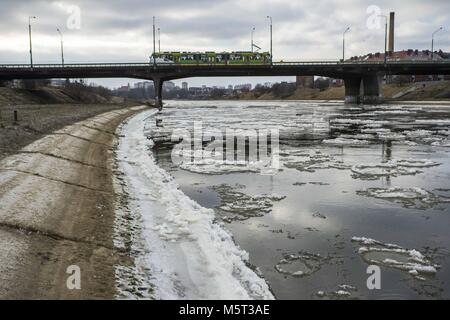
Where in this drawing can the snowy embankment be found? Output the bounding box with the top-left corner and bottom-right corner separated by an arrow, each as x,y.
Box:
114,110 -> 274,300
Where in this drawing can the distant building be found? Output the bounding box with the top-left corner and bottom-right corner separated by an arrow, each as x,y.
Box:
144,82 -> 153,89
234,83 -> 252,91
117,84 -> 130,92
188,87 -> 203,96
164,81 -> 176,91
296,76 -> 314,88
134,82 -> 145,89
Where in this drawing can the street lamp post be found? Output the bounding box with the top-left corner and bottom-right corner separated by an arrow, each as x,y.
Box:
28,16 -> 36,68
266,16 -> 272,64
251,27 -> 255,53
57,28 -> 65,66
152,16 -> 156,67
378,15 -> 388,64
158,27 -> 161,54
431,27 -> 443,60
342,27 -> 350,62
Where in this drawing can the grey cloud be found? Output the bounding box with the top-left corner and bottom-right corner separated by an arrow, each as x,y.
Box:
0,0 -> 449,87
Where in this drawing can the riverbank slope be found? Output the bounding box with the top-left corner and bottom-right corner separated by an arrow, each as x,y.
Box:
0,105 -> 147,299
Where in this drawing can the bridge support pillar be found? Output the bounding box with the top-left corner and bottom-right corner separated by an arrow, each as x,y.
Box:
362,75 -> 383,104
344,77 -> 362,104
153,78 -> 164,110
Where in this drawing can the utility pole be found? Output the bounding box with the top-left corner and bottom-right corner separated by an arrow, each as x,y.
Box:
431,27 -> 443,60
152,16 -> 156,67
342,27 -> 350,62
29,16 -> 36,68
57,28 -> 64,66
266,16 -> 272,64
251,27 -> 255,53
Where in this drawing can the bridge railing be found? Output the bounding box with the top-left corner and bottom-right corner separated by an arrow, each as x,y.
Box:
1,60 -> 450,69
274,59 -> 450,65
0,62 -> 152,69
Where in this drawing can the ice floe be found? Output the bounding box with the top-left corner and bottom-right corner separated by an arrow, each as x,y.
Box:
212,184 -> 285,222
431,139 -> 450,147
352,237 -> 440,280
275,251 -> 334,278
322,138 -> 371,146
351,159 -> 440,180
356,187 -> 450,209
282,150 -> 351,172
315,284 -> 358,299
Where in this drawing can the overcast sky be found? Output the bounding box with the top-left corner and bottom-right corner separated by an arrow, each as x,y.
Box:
0,0 -> 449,88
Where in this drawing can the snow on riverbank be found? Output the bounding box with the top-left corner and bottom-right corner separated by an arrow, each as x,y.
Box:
114,110 -> 274,300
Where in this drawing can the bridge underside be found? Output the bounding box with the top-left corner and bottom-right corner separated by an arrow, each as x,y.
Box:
1,62 -> 450,108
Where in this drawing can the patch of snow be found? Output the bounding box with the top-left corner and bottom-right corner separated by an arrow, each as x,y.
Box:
114,110 -> 274,300
322,138 -> 371,146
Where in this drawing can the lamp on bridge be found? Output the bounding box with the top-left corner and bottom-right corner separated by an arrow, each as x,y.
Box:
152,16 -> 156,67
431,27 -> 444,60
342,27 -> 350,62
251,27 -> 255,53
266,16 -> 273,64
56,28 -> 65,67
158,27 -> 161,54
378,15 -> 388,65
28,16 -> 37,68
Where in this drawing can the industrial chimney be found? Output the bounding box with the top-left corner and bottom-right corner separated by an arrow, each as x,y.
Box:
388,12 -> 395,54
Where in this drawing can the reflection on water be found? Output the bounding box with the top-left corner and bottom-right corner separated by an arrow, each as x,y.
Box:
150,100 -> 450,299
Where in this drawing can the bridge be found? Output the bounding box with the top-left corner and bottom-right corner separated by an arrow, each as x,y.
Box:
1,60 -> 450,109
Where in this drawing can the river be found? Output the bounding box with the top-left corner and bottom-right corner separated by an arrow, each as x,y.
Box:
118,100 -> 450,299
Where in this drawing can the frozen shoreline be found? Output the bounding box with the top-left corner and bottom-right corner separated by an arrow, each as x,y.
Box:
114,110 -> 274,300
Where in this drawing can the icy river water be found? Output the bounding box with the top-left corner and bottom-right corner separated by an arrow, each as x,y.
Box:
135,100 -> 450,299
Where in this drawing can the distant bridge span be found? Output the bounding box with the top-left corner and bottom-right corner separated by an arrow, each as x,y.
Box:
1,60 -> 450,108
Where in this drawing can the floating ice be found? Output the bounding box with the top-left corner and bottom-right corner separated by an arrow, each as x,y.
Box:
352,237 -> 440,280
274,251 -> 331,278
377,132 -> 406,141
212,184 -> 285,222
322,138 -> 371,146
351,159 -> 440,180
283,150 -> 351,172
330,119 -> 389,125
406,130 -> 433,139
361,128 -> 392,134
179,158 -> 264,174
431,139 -> 450,147
356,187 -> 450,209
315,284 -> 358,299
373,110 -> 412,115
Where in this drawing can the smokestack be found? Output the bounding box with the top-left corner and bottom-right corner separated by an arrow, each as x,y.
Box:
388,12 -> 395,53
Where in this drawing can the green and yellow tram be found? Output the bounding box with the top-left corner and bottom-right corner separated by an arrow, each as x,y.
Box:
151,51 -> 271,65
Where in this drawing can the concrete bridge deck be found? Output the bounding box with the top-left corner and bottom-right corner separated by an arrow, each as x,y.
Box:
2,60 -> 450,108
